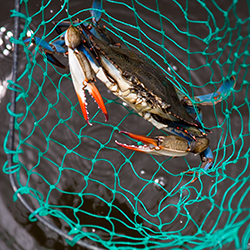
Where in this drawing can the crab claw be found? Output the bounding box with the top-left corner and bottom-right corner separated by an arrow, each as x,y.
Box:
197,76 -> 236,105
177,76 -> 236,106
86,81 -> 108,122
70,65 -> 108,125
66,25 -> 108,125
116,131 -> 192,157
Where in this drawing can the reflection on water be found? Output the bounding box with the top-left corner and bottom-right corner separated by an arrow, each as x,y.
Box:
0,24 -> 13,101
0,21 -> 34,102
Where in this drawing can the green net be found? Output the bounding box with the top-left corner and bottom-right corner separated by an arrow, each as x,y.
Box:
3,0 -> 250,249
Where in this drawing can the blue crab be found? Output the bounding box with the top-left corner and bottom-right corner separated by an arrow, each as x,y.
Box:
24,0 -> 236,182
24,0 -> 109,125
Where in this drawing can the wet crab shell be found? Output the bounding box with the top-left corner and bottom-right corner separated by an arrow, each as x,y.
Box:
88,34 -> 203,130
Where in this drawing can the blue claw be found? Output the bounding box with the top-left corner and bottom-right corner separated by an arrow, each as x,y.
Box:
177,76 -> 236,106
201,147 -> 213,171
177,76 -> 236,126
194,76 -> 236,105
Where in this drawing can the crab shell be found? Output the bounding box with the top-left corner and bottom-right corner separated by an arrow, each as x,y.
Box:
83,29 -> 204,136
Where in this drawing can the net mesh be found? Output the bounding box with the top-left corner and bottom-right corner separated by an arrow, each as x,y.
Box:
3,0 -> 250,249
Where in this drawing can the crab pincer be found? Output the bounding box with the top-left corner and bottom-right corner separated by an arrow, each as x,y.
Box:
65,25 -> 108,125
116,131 -> 213,183
116,131 -> 193,157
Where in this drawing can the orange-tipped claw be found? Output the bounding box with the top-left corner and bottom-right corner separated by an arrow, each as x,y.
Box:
76,91 -> 91,126
116,131 -> 192,157
119,131 -> 158,146
115,140 -> 155,153
76,80 -> 108,125
87,82 -> 108,122
115,131 -> 161,154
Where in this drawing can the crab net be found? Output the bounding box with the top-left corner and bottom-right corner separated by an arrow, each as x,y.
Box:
3,0 -> 250,249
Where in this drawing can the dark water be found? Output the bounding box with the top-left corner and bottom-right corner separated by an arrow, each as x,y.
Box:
1,0 -> 249,249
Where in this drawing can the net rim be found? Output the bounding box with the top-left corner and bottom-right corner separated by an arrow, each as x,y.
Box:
7,0 -> 105,249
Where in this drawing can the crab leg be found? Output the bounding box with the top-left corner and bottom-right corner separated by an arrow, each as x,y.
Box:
90,0 -> 102,24
117,131 -> 213,182
116,131 -> 192,157
184,147 -> 214,183
24,37 -> 67,68
177,76 -> 236,106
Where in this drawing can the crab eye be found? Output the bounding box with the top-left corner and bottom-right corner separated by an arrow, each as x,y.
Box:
130,75 -> 138,84
122,70 -> 131,79
122,71 -> 138,85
